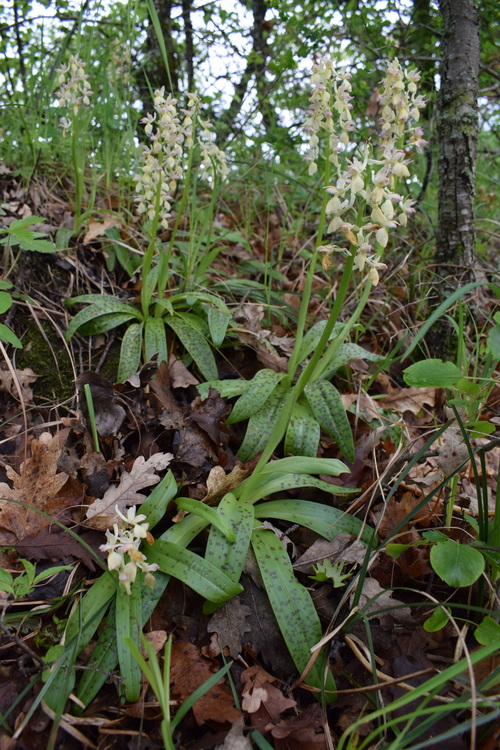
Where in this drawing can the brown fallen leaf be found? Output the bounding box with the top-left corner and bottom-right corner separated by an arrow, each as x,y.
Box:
76,372 -> 126,437
0,432 -> 70,544
0,366 -> 39,402
241,665 -> 296,718
85,452 -> 173,529
82,217 -> 122,245
207,596 -> 252,657
170,640 -> 240,726
352,577 -> 413,627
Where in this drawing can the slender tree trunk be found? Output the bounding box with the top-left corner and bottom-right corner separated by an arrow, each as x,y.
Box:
182,0 -> 194,92
426,0 -> 480,359
435,0 -> 480,282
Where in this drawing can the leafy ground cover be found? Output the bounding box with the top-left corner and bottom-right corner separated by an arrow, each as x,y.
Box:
1,4 -> 500,748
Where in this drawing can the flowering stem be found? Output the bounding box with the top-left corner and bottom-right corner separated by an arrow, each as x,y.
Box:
71,121 -> 84,233
288,150 -> 332,380
155,132 -> 197,306
141,180 -> 163,319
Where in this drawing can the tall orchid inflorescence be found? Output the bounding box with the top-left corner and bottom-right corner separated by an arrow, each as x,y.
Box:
134,89 -> 228,230
100,506 -> 159,595
306,58 -> 426,286
55,54 -> 93,134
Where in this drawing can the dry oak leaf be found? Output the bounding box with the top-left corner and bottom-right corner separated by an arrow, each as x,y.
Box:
85,452 -> 173,529
170,640 -> 240,726
207,595 -> 252,657
82,217 -> 122,245
241,666 -> 296,717
0,432 -> 69,542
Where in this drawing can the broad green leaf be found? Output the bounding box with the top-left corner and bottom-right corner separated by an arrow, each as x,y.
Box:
167,313 -> 218,380
254,499 -> 374,545
284,397 -> 320,457
227,369 -> 286,424
321,343 -> 385,378
76,569 -> 172,710
198,379 -> 248,400
206,304 -> 231,347
145,539 -> 242,603
403,359 -> 462,388
475,615 -> 500,646
176,496 -> 236,542
64,572 -> 117,645
467,420 -> 496,439
140,470 -> 178,529
0,291 -> 13,314
65,293 -> 140,309
304,380 -> 355,462
116,579 -> 142,702
488,324 -> 500,359
249,472 -> 358,501
259,457 -> 349,476
142,264 -> 159,309
430,540 -> 485,587
16,237 -> 56,253
237,384 -> 289,462
144,315 -> 168,363
0,322 -> 22,348
251,526 -> 336,697
118,322 -> 143,381
77,311 -> 138,336
204,493 -> 254,582
423,606 -> 450,632
65,298 -> 141,340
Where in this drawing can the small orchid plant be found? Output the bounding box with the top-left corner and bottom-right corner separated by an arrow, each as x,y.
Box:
100,506 -> 159,595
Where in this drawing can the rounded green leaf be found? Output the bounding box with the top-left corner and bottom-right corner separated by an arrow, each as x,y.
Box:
487,325 -> 500,360
0,291 -> 13,315
430,540 -> 485,587
475,615 -> 500,645
0,322 -> 22,348
403,359 -> 462,388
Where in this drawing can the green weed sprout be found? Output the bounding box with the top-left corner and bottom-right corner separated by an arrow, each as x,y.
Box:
65,89 -> 230,381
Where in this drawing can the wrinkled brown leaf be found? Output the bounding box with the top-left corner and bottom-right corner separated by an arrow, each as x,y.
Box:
170,641 -> 240,726
0,432 -> 69,543
82,217 -> 122,245
85,452 -> 173,529
76,372 -> 126,437
241,666 -> 296,717
207,596 -> 252,657
353,578 -> 413,626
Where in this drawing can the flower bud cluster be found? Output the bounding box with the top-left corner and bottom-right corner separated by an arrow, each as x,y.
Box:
310,58 -> 427,286
55,54 -> 93,129
100,506 -> 159,595
304,58 -> 354,177
134,89 -> 228,229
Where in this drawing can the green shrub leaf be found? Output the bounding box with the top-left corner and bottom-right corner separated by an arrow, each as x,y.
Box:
430,540 -> 485,587
403,359 -> 462,388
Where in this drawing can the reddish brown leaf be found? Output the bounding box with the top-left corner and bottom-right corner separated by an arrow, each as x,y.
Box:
170,641 -> 240,726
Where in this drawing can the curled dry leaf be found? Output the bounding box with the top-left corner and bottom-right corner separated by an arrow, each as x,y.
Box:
85,452 -> 173,529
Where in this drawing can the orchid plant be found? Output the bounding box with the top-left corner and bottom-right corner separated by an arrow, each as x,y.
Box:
201,56 -> 427,464
65,88 -> 231,381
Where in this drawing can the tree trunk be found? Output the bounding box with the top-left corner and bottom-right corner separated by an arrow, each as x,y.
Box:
435,0 -> 480,282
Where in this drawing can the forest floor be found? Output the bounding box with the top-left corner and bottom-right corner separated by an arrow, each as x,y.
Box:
0,168 -> 500,750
